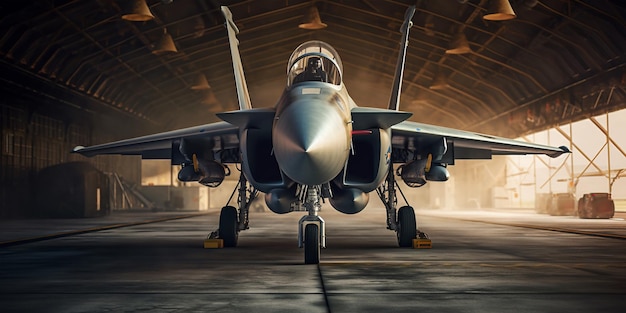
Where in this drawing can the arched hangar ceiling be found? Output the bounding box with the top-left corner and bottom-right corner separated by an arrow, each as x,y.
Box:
0,0 -> 625,138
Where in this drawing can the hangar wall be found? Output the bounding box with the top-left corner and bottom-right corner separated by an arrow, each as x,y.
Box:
0,103 -> 141,218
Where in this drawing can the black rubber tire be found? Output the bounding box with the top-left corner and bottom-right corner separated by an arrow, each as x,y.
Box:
304,224 -> 320,264
397,206 -> 416,247
219,206 -> 238,247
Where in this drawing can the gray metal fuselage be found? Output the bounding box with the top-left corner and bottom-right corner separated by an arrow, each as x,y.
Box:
219,40 -> 401,214
272,81 -> 356,186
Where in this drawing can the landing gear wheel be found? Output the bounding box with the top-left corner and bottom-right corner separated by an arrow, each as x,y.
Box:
219,206 -> 238,247
397,206 -> 416,247
304,224 -> 320,264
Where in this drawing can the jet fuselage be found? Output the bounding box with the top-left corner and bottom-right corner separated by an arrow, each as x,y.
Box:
273,82 -> 354,186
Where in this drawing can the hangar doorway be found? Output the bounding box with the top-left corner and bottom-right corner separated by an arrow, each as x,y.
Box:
505,108 -> 626,211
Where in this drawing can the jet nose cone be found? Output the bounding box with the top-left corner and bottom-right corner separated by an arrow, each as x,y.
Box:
273,101 -> 349,185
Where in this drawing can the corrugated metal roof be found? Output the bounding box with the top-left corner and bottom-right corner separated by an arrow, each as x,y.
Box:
1,0 -> 624,137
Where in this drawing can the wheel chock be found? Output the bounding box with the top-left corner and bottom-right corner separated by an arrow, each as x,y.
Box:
413,238 -> 432,249
203,238 -> 224,249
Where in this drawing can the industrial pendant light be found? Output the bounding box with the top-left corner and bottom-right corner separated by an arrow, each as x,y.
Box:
152,29 -> 178,55
483,0 -> 517,21
191,73 -> 211,90
121,0 -> 155,22
201,91 -> 217,105
299,5 -> 327,30
430,71 -> 449,90
445,31 -> 471,54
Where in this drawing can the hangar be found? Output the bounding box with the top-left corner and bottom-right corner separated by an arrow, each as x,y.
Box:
1,0 -> 625,312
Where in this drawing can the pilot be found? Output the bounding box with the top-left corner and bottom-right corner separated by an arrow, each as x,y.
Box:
293,57 -> 327,84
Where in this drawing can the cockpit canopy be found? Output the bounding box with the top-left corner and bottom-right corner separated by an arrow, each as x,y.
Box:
287,41 -> 342,86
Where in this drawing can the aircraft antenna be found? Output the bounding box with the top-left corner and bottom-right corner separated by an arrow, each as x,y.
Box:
387,5 -> 416,111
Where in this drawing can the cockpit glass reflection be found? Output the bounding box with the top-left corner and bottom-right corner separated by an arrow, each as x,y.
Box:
287,41 -> 342,86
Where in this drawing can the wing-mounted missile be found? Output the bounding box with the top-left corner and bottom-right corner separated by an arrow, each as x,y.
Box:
398,157 -> 449,188
398,137 -> 450,187
398,159 -> 427,187
177,138 -> 228,187
425,164 -> 449,181
177,157 -> 228,187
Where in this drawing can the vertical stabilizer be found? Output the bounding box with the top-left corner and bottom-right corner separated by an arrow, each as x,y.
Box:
221,6 -> 252,110
387,5 -> 416,111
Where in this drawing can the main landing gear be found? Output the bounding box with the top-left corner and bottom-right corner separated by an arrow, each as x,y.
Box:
376,164 -> 427,247
210,173 -> 258,247
209,167 -> 424,263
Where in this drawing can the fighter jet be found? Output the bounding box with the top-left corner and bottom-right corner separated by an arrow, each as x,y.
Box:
73,6 -> 569,264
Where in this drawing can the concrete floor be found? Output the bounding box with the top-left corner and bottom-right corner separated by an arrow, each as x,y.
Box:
1,207 -> 625,312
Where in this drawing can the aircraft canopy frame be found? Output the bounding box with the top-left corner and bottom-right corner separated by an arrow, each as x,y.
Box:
287,41 -> 343,86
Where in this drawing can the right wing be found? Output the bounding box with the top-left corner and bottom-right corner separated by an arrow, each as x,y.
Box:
73,122 -> 239,163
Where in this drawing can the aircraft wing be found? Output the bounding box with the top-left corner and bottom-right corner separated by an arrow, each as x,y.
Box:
72,121 -> 239,163
391,120 -> 569,162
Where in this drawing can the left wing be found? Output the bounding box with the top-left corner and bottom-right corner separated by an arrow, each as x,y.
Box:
73,121 -> 239,163
391,120 -> 569,163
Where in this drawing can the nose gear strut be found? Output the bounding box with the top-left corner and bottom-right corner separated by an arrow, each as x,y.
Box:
297,185 -> 326,264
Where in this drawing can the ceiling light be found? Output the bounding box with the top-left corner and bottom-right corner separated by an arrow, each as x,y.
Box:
430,71 -> 449,90
153,29 -> 178,55
191,73 -> 211,90
424,15 -> 435,36
445,31 -> 471,54
121,0 -> 154,22
483,0 -> 517,21
201,91 -> 217,105
299,5 -> 327,30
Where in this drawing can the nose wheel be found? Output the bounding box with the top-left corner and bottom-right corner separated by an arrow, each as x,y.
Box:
298,185 -> 326,264
299,212 -> 326,264
304,224 -> 320,264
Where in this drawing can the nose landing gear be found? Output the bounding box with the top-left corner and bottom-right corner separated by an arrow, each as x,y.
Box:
297,185 -> 326,264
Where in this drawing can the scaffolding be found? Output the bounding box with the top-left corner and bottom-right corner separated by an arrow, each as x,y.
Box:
506,108 -> 626,211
